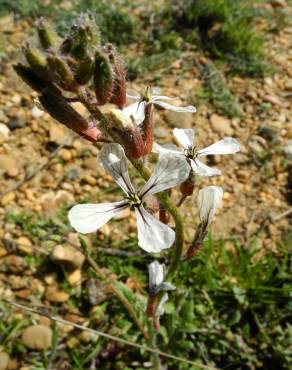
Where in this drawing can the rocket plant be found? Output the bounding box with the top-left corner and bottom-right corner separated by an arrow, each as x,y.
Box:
15,13 -> 240,364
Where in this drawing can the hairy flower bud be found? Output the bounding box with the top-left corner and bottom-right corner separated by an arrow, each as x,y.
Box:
61,13 -> 100,59
140,103 -> 154,155
73,56 -> 95,85
93,49 -> 114,105
159,209 -> 170,224
186,224 -> 208,259
37,18 -> 58,49
13,64 -> 61,95
38,92 -> 101,142
106,44 -> 126,109
47,54 -> 76,91
40,93 -> 102,142
109,109 -> 144,158
23,44 -> 48,77
180,172 -> 195,196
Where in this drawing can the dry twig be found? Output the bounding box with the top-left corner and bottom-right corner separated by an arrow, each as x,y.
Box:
1,299 -> 220,370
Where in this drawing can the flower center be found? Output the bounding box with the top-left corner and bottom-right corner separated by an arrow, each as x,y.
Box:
127,193 -> 142,208
140,86 -> 152,103
184,147 -> 198,159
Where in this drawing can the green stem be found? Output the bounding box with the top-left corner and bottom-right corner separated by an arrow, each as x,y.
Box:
147,320 -> 161,370
86,248 -> 149,340
129,158 -> 184,280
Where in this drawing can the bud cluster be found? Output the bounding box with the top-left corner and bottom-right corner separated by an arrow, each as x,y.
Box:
15,14 -> 127,144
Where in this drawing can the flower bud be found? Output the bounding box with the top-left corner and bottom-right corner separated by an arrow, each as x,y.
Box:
93,49 -> 114,105
61,13 -> 100,59
37,18 -> 58,49
180,172 -> 195,197
47,54 -> 76,91
186,225 -> 207,259
106,44 -> 126,109
13,64 -> 61,95
39,92 -> 88,132
109,109 -> 133,132
40,93 -> 102,142
139,103 -> 154,156
159,209 -> 170,225
108,109 -> 144,158
73,56 -> 94,85
146,295 -> 158,317
23,44 -> 48,77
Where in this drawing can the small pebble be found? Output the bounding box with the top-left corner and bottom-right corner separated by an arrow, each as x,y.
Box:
0,352 -> 10,370
22,325 -> 52,350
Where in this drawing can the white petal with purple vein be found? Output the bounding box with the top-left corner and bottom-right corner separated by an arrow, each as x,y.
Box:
148,261 -> 164,289
198,138 -> 240,156
152,142 -> 183,156
154,100 -> 196,113
68,201 -> 129,234
139,154 -> 190,198
173,128 -> 195,149
135,206 -> 175,252
100,143 -> 135,195
197,186 -> 223,226
190,159 -> 221,177
123,101 -> 145,124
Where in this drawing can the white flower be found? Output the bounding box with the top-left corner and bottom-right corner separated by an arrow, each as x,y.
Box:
156,293 -> 169,317
198,186 -> 224,226
148,261 -> 175,295
124,87 -> 196,125
153,128 -> 240,177
149,261 -> 164,290
68,143 -> 189,253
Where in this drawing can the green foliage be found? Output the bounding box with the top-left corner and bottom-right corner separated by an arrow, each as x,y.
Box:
0,0 -> 62,17
199,63 -> 241,118
160,236 -> 292,369
167,0 -> 270,76
1,207 -> 291,369
54,1 -> 137,46
0,0 -> 137,46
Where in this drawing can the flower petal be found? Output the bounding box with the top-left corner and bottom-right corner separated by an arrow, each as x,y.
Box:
158,282 -> 176,292
154,100 -> 196,113
190,159 -> 221,177
123,101 -> 145,124
126,93 -> 140,100
198,186 -> 223,226
198,137 -> 241,156
148,261 -> 164,292
135,206 -> 175,252
100,143 -> 135,195
152,95 -> 177,101
68,201 -> 128,234
139,154 -> 190,198
152,142 -> 183,156
157,293 -> 169,317
173,128 -> 195,149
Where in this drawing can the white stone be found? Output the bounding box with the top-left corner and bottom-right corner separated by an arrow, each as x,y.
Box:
31,105 -> 44,118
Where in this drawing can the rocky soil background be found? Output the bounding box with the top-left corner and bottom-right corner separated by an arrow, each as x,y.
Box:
0,1 -> 291,369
